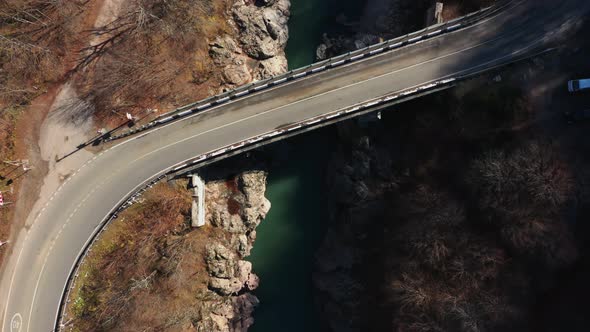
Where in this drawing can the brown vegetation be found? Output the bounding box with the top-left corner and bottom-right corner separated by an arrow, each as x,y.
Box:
319,65 -> 584,330
0,108 -> 19,249
441,0 -> 496,20
0,0 -> 234,268
0,0 -> 87,103
67,180 -> 216,331
468,142 -> 577,268
0,0 -> 85,260
384,187 -> 528,332
77,0 -> 231,124
1,0 -> 232,126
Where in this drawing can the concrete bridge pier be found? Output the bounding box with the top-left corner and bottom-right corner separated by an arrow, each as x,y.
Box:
190,174 -> 205,227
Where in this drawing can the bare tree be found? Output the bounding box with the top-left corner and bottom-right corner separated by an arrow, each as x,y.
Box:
467,141 -> 577,268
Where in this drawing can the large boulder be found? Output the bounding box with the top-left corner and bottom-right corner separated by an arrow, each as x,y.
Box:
230,294 -> 259,332
255,56 -> 288,80
209,277 -> 243,296
223,64 -> 252,86
263,7 -> 289,45
206,243 -> 236,279
209,35 -> 241,66
232,1 -> 289,59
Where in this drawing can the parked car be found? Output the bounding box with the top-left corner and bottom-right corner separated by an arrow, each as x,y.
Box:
563,109 -> 590,123
568,78 -> 590,92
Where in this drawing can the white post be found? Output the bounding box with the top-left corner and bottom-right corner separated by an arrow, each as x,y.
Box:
435,2 -> 444,24
191,175 -> 206,227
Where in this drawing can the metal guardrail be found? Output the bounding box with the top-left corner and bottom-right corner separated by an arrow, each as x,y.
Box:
55,74 -> 458,329
55,76 -> 460,332
55,174 -> 167,331
56,1 -> 520,330
55,42 -> 547,331
103,0 -> 514,143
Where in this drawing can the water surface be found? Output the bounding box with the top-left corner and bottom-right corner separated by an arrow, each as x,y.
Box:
249,1 -> 365,330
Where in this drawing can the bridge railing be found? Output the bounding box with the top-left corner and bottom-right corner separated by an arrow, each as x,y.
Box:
57,11 -> 549,330
103,0 -> 514,143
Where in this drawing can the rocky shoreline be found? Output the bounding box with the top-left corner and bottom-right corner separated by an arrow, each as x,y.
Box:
315,0 -> 432,60
202,1 -> 427,330
210,0 -> 290,88
192,171 -> 270,331
313,124 -> 397,331
191,1 -> 290,329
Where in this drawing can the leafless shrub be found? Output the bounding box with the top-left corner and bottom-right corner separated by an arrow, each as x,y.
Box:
392,271 -> 432,312
397,187 -> 465,268
469,142 -> 573,218
0,0 -> 87,103
500,217 -> 578,268
468,141 -> 577,267
387,185 -> 526,332
77,0 -> 230,120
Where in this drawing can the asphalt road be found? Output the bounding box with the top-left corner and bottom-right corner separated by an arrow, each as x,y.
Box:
2,0 -> 589,330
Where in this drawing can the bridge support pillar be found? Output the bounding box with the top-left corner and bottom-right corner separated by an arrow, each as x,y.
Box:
190,174 -> 206,227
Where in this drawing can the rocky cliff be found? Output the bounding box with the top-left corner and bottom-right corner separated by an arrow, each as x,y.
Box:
171,0 -> 290,330
210,0 -> 290,87
316,0 -> 431,60
190,171 -> 271,332
313,123 -> 400,332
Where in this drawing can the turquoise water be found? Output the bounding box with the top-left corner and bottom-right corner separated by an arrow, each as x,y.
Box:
248,1 -> 364,331
284,0 -> 365,69
248,132 -> 332,332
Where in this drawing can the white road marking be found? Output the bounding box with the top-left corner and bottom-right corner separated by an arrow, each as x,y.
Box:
4,2 -> 532,330
27,35 -> 542,331
10,313 -> 21,332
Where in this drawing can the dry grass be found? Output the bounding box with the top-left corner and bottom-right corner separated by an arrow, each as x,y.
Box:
384,186 -> 527,332
0,0 -> 88,103
66,180 -> 231,331
0,107 -> 22,257
76,0 -> 232,126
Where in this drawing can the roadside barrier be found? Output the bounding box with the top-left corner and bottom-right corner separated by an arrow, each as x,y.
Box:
55,1 -> 519,330
103,0 -> 515,143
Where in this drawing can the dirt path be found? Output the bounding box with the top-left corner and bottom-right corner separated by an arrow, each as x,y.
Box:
35,84 -> 95,221
5,0 -> 126,245
0,0 -> 127,318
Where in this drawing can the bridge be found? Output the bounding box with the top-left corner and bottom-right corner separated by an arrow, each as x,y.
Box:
1,0 -> 589,330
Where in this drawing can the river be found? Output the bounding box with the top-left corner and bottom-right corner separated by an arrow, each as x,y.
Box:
248,131 -> 333,332
248,0 -> 364,331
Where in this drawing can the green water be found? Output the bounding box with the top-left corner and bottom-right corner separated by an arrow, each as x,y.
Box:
284,0 -> 365,69
248,132 -> 332,332
248,1 -> 364,331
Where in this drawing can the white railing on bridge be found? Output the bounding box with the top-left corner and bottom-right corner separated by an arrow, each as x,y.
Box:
103,0 -> 513,143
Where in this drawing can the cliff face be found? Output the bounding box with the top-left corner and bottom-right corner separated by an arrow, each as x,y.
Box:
313,126 -> 400,332
177,1 -> 291,330
193,171 -> 271,332
190,1 -> 291,329
210,0 -> 290,88
66,1 -> 289,330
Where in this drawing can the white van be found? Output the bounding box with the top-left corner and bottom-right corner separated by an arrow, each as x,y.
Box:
568,78 -> 590,92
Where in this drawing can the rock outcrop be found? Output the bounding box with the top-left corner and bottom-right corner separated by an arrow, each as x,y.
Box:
314,0 -> 431,60
197,0 -> 289,324
210,0 -> 290,89
314,125 -> 401,331
192,171 -> 270,332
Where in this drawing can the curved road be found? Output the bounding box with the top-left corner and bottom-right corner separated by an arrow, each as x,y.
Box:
2,0 -> 589,330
